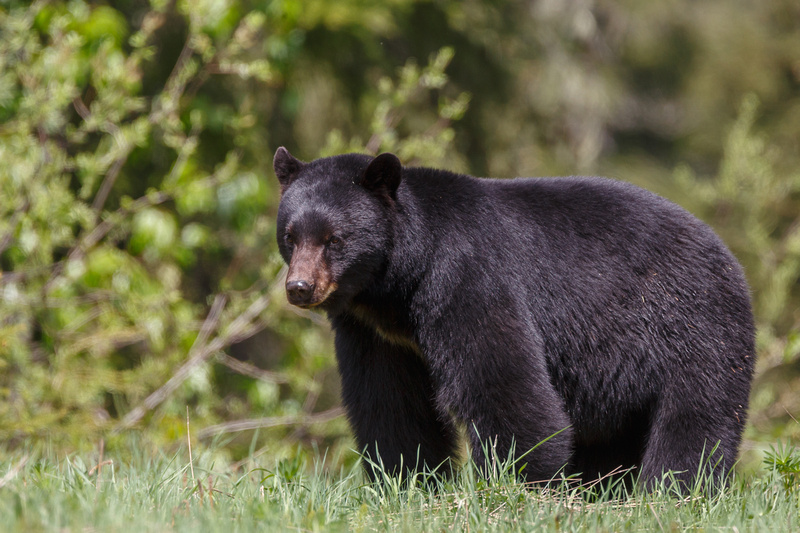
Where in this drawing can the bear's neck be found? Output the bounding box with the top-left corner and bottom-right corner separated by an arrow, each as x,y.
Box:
347,289 -> 419,352
336,171 -> 445,350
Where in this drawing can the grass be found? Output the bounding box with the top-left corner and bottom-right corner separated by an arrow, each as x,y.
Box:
0,442 -> 798,532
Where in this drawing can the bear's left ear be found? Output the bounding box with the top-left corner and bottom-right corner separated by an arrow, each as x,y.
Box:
273,147 -> 305,192
359,152 -> 402,198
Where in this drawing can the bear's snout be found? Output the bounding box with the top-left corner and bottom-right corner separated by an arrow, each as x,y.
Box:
286,279 -> 316,306
284,243 -> 337,308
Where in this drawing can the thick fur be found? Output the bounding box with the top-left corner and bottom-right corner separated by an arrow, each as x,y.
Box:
273,148 -> 755,487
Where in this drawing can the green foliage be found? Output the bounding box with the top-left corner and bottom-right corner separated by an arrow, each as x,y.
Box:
0,1 -> 464,460
0,0 -> 799,470
321,46 -> 471,169
764,442 -> 800,490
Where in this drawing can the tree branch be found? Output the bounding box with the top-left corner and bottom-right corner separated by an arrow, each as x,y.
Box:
216,352 -> 290,384
117,266 -> 282,430
196,407 -> 344,440
117,293 -> 229,429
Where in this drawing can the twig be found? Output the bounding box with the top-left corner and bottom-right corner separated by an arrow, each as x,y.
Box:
648,502 -> 667,532
182,12 -> 277,104
38,191 -> 168,294
117,293 -> 228,429
206,476 -> 215,508
196,407 -> 344,440
229,373 -> 330,471
117,269 -> 281,430
287,304 -> 330,327
287,374 -> 326,442
149,34 -> 196,124
34,40 -> 235,292
216,352 -> 290,384
301,381 -> 321,413
95,439 -> 104,492
84,164 -> 234,253
784,405 -> 799,426
91,155 -> 128,214
71,96 -> 132,218
365,108 -> 402,155
88,460 -> 113,477
187,407 -> 196,489
0,455 -> 29,489
72,95 -> 91,120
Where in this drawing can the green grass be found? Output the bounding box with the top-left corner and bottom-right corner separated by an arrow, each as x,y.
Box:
1,444 -> 798,532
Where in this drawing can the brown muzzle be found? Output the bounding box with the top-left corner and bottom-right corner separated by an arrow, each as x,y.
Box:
285,244 -> 336,308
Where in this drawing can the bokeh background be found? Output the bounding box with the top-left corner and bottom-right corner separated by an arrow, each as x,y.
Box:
1,0 -> 798,472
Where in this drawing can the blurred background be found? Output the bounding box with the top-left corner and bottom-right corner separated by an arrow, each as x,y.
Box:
1,0 -> 798,472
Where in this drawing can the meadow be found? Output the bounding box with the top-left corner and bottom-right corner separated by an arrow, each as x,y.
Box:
2,442 -> 798,532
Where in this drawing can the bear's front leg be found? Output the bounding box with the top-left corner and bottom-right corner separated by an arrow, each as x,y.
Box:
419,308 -> 574,484
331,314 -> 459,482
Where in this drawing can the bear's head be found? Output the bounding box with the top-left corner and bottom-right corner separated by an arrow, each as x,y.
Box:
273,147 -> 401,314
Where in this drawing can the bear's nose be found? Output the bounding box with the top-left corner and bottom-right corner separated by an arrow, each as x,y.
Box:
286,280 -> 315,305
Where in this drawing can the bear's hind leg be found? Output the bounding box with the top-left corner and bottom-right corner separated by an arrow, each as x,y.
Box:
640,395 -> 740,491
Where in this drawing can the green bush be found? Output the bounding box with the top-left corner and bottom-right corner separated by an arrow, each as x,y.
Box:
1,0 -> 798,469
0,2 -> 465,461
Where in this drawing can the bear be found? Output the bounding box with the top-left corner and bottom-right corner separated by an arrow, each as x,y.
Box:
273,147 -> 755,489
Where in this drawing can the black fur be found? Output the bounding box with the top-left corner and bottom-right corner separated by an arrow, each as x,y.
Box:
273,148 -> 755,487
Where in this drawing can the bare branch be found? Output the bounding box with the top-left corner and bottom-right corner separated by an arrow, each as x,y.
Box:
71,95 -> 132,217
34,156 -> 239,293
216,352 -> 290,384
0,455 -> 29,489
91,154 -> 128,214
118,293 -> 228,429
72,95 -> 91,120
196,407 -> 344,440
149,34 -> 196,124
117,283 -> 277,429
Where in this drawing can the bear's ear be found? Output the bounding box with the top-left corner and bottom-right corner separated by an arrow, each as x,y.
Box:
359,152 -> 402,198
273,147 -> 305,192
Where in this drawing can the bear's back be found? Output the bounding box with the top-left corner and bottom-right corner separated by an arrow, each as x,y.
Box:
400,169 -> 752,416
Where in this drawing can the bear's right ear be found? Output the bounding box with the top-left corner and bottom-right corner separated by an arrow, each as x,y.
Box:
273,147 -> 305,192
359,152 -> 402,199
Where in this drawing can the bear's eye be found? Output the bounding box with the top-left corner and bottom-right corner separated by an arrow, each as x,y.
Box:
328,235 -> 342,246
285,233 -> 294,245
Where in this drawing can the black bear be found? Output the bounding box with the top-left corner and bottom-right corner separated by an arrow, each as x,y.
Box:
273,147 -> 755,488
